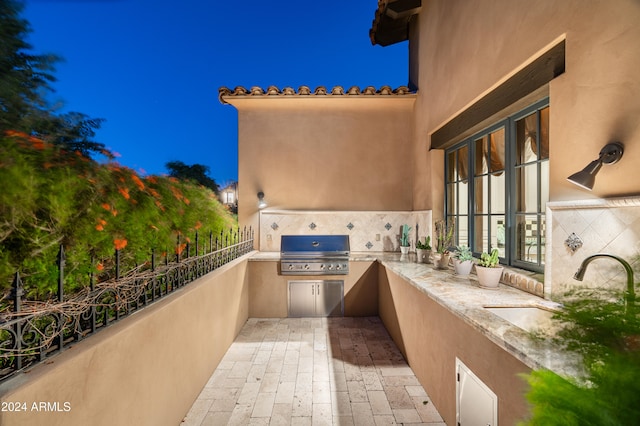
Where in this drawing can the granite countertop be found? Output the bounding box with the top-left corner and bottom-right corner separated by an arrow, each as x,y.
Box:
248,251 -> 580,377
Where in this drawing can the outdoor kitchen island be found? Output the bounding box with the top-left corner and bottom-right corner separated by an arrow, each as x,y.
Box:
247,251 -> 575,425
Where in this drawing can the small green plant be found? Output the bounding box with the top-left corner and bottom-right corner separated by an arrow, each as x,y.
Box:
435,219 -> 455,254
400,224 -> 412,247
453,245 -> 473,262
478,248 -> 500,267
416,236 -> 431,250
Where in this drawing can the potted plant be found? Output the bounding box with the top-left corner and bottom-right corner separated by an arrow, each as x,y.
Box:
400,224 -> 412,254
452,245 -> 474,276
415,236 -> 432,264
434,219 -> 455,269
475,248 -> 503,288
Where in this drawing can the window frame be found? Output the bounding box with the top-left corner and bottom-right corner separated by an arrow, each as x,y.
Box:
444,98 -> 549,273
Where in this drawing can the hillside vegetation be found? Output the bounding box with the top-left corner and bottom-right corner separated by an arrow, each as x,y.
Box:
0,131 -> 236,300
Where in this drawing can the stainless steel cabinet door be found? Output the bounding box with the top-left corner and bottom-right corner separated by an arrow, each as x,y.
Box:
288,280 -> 344,317
289,281 -> 316,317
317,280 -> 344,317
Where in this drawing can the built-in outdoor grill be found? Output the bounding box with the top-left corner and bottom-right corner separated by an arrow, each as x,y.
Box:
280,235 -> 350,275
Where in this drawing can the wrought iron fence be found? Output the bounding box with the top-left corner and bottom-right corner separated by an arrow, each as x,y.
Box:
0,226 -> 254,383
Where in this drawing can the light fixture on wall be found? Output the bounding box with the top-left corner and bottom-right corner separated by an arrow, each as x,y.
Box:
257,191 -> 267,209
567,142 -> 624,190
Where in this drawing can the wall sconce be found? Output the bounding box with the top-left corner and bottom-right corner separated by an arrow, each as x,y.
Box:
257,191 -> 267,209
567,142 -> 624,190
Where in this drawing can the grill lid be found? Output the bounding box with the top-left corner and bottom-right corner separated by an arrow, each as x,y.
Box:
280,235 -> 350,257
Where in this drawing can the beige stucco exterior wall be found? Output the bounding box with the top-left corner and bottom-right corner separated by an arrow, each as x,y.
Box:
0,256 -> 251,426
229,97 -> 415,246
412,0 -> 640,210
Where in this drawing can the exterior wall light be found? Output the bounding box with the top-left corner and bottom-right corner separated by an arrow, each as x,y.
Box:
257,191 -> 267,209
567,142 -> 624,190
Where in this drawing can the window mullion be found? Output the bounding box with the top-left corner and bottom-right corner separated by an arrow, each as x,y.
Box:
505,117 -> 514,266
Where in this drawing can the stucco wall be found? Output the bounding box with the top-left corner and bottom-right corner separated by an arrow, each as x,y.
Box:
413,0 -> 640,209
0,256 -> 251,426
230,97 -> 415,243
378,264 -> 531,425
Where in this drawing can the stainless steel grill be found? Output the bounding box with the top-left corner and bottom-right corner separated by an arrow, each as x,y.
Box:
280,235 -> 350,275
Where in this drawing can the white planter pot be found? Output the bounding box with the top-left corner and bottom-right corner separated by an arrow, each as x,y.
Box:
475,265 -> 504,289
400,246 -> 410,254
453,259 -> 474,276
416,249 -> 431,263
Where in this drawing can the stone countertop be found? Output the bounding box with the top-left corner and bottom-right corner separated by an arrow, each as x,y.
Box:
248,251 -> 580,377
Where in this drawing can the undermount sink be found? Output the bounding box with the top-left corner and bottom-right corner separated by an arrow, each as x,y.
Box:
484,306 -> 559,333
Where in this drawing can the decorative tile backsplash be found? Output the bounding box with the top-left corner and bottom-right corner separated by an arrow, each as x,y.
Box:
547,197 -> 640,299
258,198 -> 640,301
259,210 -> 432,252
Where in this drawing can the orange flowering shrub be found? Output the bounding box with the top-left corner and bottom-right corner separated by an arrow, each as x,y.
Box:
0,133 -> 236,300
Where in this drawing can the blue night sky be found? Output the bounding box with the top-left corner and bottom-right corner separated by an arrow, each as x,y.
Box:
23,0 -> 408,185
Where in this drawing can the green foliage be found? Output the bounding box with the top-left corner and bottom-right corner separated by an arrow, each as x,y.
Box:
416,236 -> 431,250
0,1 -> 107,158
520,288 -> 640,425
453,245 -> 473,262
478,248 -> 500,267
166,160 -> 219,194
0,3 -> 234,301
0,0 -> 57,126
400,224 -> 411,247
0,133 -> 236,300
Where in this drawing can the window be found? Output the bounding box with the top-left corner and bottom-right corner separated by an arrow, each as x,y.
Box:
224,191 -> 235,204
445,99 -> 549,272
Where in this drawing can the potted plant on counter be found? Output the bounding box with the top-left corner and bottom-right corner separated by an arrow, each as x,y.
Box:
400,224 -> 412,254
415,236 -> 432,264
452,245 -> 474,276
434,219 -> 455,269
475,248 -> 503,288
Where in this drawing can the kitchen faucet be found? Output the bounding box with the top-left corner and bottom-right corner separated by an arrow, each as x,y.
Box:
574,253 -> 636,306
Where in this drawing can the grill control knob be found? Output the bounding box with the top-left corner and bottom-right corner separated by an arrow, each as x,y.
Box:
288,264 -> 293,270
304,264 -> 309,270
336,264 -> 341,270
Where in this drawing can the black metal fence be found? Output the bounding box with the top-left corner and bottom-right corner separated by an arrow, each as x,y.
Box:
0,226 -> 253,383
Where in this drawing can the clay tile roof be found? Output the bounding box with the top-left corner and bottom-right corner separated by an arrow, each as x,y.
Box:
218,85 -> 414,104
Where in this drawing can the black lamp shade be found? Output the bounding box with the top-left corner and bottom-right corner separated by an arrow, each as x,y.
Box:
567,159 -> 602,190
567,142 -> 623,191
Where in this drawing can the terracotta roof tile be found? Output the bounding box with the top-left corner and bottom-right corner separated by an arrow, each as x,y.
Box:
218,85 -> 413,104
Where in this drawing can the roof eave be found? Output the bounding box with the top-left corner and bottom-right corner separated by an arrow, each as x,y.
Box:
369,0 -> 422,46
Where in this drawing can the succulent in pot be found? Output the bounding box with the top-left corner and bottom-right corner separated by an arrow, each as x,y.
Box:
475,248 -> 503,288
400,224 -> 412,254
452,245 -> 474,275
415,236 -> 432,263
434,219 -> 455,269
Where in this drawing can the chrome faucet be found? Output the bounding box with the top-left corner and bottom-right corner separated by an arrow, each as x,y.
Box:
574,253 -> 636,305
